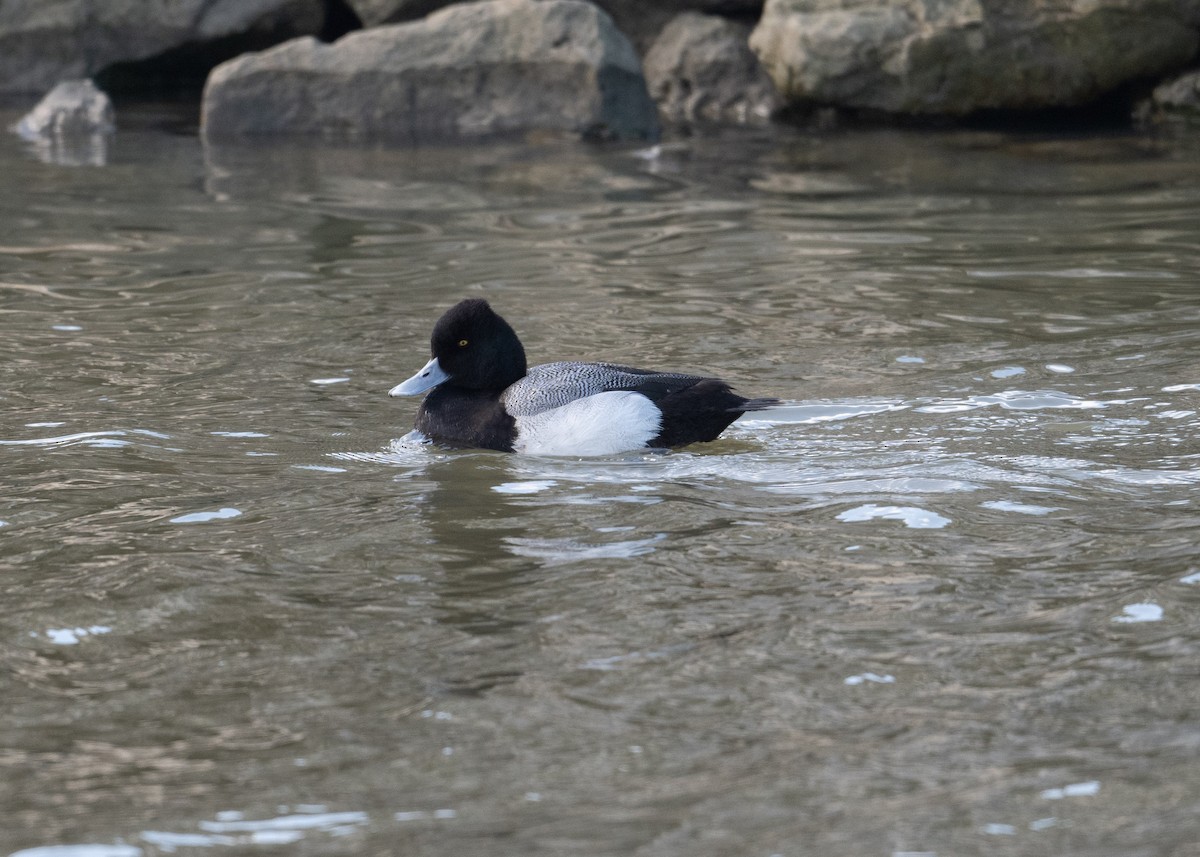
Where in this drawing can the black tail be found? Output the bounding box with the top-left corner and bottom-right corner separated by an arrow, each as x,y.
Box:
651,381 -> 777,448
733,397 -> 783,413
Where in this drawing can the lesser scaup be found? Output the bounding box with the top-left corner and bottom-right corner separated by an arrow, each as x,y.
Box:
389,298 -> 778,455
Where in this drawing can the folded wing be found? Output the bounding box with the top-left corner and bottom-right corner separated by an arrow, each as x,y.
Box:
502,361 -> 708,417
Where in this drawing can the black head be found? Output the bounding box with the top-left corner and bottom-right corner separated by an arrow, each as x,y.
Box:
427,298 -> 527,391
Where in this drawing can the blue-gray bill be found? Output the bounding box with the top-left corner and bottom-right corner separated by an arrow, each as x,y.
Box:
389,356 -> 449,396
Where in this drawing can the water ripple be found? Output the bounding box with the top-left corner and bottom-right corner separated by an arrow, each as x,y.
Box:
0,430 -> 129,447
5,113 -> 1200,857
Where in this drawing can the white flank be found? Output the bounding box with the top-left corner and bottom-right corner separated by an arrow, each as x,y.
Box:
514,391 -> 661,456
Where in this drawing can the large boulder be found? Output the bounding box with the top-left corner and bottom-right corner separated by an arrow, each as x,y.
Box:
644,12 -> 779,125
201,0 -> 659,144
0,0 -> 325,96
750,0 -> 1200,116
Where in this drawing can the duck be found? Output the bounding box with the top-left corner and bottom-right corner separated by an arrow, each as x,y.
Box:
389,298 -> 778,456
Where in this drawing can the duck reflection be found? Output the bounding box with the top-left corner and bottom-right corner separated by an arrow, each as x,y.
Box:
386,439 -> 666,642
397,448 -> 547,638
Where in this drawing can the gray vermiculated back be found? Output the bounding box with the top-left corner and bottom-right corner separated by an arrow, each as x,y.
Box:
500,361 -> 705,416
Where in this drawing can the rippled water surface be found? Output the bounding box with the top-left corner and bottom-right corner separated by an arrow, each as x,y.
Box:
3,106 -> 1200,857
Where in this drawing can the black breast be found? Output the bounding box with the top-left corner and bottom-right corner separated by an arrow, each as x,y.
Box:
416,386 -> 516,452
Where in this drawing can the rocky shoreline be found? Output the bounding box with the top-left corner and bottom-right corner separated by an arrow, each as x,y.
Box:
6,0 -> 1200,146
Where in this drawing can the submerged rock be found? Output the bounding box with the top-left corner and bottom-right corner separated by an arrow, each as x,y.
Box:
644,12 -> 779,125
14,79 -> 114,166
750,0 -> 1200,116
0,0 -> 325,96
201,0 -> 659,144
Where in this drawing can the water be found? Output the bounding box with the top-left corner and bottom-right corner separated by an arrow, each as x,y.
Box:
3,105 -> 1200,857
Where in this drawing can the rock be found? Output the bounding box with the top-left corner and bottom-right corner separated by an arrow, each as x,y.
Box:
201,0 -> 659,144
13,79 -> 114,166
344,0 -> 458,27
0,0 -> 325,96
593,1 -> 765,52
15,79 -> 114,138
345,1 -> 766,50
1148,68 -> 1200,119
644,12 -> 779,125
750,0 -> 1200,116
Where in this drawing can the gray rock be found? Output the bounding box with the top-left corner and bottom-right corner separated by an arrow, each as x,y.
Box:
0,0 -> 325,96
201,0 -> 659,144
593,1 -> 765,52
644,12 -> 779,125
345,0 -> 766,50
13,79 -> 114,166
1147,68 -> 1200,119
751,0 -> 1200,116
15,79 -> 113,138
345,0 -> 458,27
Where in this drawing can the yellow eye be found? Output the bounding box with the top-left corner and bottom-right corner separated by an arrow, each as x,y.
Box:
458,339 -> 469,347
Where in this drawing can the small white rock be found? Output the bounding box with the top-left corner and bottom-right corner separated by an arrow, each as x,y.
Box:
16,79 -> 114,140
